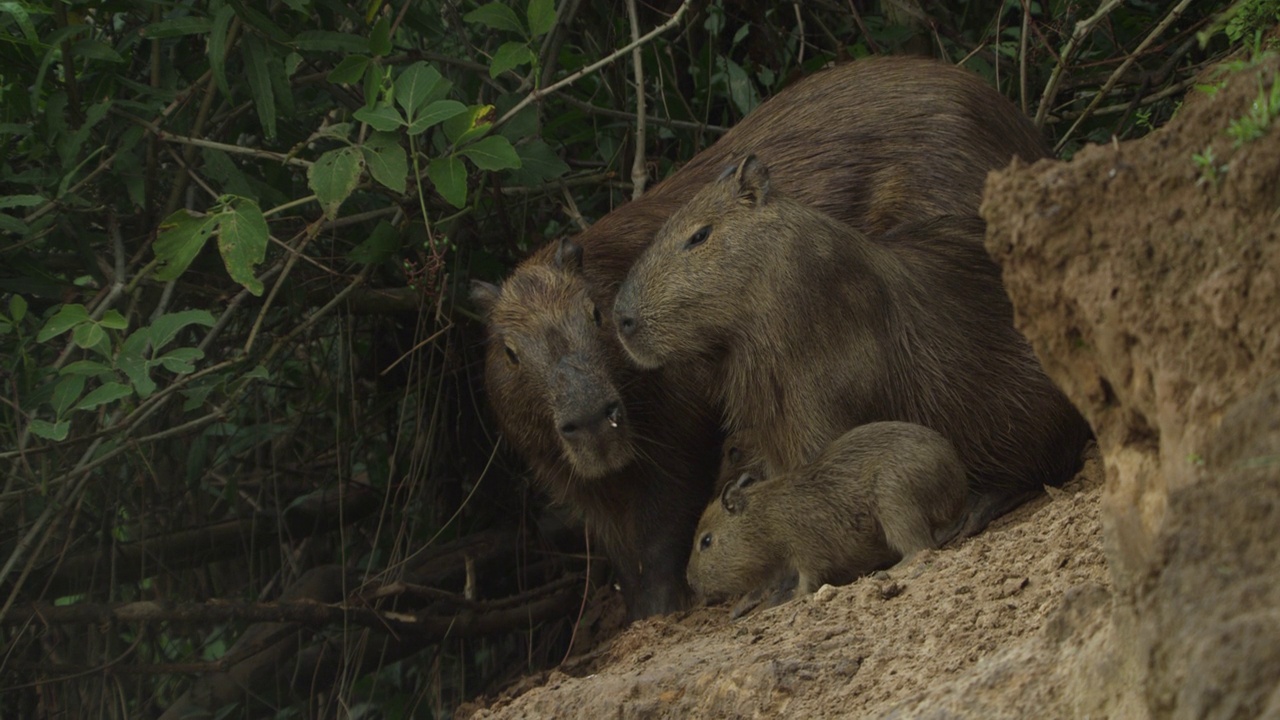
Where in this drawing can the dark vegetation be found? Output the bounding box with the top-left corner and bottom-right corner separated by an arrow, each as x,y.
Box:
0,0 -> 1263,716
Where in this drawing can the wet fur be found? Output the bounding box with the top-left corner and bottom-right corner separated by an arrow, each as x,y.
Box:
477,56 -> 1051,619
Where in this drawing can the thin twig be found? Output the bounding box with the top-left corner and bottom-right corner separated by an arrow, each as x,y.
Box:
626,0 -> 648,199
1020,0 -> 1031,117
555,94 -> 727,133
496,0 -> 694,128
1054,0 -> 1195,152
1034,0 -> 1123,129
116,109 -> 313,169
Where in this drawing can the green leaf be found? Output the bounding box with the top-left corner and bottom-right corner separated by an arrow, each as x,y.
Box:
61,360 -> 114,378
293,31 -> 370,54
156,347 -> 205,374
0,193 -> 44,210
489,41 -> 535,78
242,35 -> 278,140
348,220 -> 400,265
308,146 -> 365,219
37,304 -> 90,342
98,309 -> 128,330
229,1 -> 290,43
0,214 -> 30,236
512,139 -> 570,183
394,62 -> 451,118
154,210 -> 217,282
76,382 -> 133,411
149,310 -> 216,353
210,4 -> 236,97
52,375 -> 86,416
71,39 -> 125,63
72,322 -> 104,350
215,197 -> 268,295
9,294 -> 27,324
1,1 -> 39,42
0,123 -> 33,137
370,15 -> 392,56
460,135 -> 521,171
428,156 -> 468,208
29,419 -> 69,441
142,17 -> 213,38
406,99 -> 467,136
361,132 -> 407,193
443,104 -> 495,144
118,329 -> 156,398
464,3 -> 525,35
329,55 -> 371,85
353,103 -> 404,131
528,0 -> 556,38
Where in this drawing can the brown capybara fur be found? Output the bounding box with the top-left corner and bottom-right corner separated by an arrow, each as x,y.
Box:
717,430 -> 764,495
475,56 -> 1050,619
687,422 -> 968,601
614,156 -> 1092,535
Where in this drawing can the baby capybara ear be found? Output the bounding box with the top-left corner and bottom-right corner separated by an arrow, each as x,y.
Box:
470,279 -> 501,316
731,155 -> 770,207
554,237 -> 584,272
721,471 -> 758,515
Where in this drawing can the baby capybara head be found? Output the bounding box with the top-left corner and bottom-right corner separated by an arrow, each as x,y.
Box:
613,155 -> 780,369
473,239 -> 635,480
686,471 -> 784,601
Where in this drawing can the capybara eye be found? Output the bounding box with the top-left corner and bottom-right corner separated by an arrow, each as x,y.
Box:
685,225 -> 711,249
504,345 -> 519,365
699,533 -> 713,551
591,305 -> 603,327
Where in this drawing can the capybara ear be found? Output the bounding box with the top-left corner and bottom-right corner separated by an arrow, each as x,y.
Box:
555,237 -> 584,272
470,279 -> 501,316
721,471 -> 757,515
733,155 -> 770,206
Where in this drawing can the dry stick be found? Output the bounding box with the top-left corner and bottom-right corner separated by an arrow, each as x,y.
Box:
560,185 -> 589,231
561,529 -> 590,666
554,94 -> 727,133
1055,74 -> 1200,121
118,109 -> 312,168
626,0 -> 648,199
243,223 -> 323,355
1033,0 -> 1123,129
845,0 -> 881,54
1020,0 -> 1031,117
794,3 -> 806,66
495,0 -> 694,128
1053,0 -> 1195,152
538,0 -> 585,90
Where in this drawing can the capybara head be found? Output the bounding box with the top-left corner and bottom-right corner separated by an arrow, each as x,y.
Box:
614,155 -> 777,369
472,239 -> 634,480
686,471 -> 784,601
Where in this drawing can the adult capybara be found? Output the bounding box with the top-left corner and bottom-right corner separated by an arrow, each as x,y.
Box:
474,56 -> 1050,620
613,156 -> 1092,534
687,422 -> 968,601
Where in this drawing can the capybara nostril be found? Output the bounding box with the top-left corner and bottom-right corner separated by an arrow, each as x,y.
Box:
616,314 -> 638,338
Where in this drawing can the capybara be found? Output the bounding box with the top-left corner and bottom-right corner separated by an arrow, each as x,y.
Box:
717,430 -> 764,494
687,422 -> 968,601
474,56 -> 1050,619
613,156 -> 1092,534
